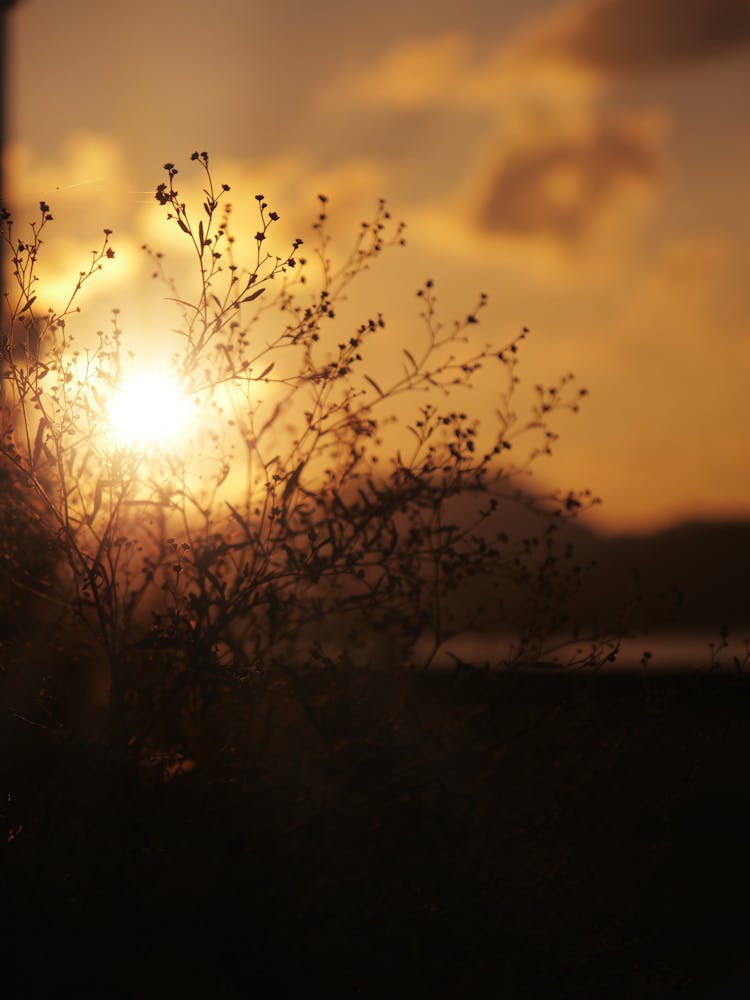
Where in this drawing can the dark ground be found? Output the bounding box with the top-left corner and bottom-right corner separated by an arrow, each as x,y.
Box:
2,661 -> 750,998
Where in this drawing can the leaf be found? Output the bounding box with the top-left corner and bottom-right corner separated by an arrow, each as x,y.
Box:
177,218 -> 190,235
364,374 -> 384,396
91,478 -> 103,522
198,220 -> 205,248
32,417 -> 48,469
258,362 -> 275,380
19,296 -> 36,315
166,296 -> 201,314
403,348 -> 418,371
241,287 -> 266,303
225,501 -> 252,541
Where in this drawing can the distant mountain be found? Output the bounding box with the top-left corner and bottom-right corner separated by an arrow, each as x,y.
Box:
579,520 -> 750,631
433,489 -> 750,633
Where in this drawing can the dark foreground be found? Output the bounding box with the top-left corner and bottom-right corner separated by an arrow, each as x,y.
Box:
2,663 -> 750,998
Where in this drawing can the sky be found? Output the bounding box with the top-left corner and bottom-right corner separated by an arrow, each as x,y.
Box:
5,0 -> 750,533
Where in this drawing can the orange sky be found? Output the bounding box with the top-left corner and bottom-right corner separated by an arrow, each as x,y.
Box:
5,0 -> 750,533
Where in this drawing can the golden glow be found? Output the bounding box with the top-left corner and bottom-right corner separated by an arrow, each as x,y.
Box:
109,373 -> 189,448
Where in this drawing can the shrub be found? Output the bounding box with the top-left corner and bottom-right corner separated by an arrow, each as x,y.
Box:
0,153 -> 606,737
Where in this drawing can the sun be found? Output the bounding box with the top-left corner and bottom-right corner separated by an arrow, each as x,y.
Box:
109,373 -> 189,447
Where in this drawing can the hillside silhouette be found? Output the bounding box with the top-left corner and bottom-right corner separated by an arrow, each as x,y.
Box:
428,489 -> 750,635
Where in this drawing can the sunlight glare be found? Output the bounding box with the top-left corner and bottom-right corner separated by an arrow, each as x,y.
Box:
109,373 -> 189,447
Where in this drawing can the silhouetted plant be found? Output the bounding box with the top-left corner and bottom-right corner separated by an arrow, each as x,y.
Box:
1,154 -> 611,742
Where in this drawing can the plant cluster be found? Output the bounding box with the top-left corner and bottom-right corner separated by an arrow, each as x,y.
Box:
1,153 -> 608,738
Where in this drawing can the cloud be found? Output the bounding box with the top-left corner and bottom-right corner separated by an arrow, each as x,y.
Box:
475,112 -> 664,243
7,132 -> 133,227
347,33 -> 473,109
4,134 -> 143,310
341,0 -> 750,117
342,29 -> 594,112
521,0 -> 750,79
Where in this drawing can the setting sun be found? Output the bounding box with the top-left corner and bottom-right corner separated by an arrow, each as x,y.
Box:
108,373 -> 189,447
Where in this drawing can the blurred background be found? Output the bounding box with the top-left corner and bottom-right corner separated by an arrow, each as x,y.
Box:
3,0 -> 749,543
